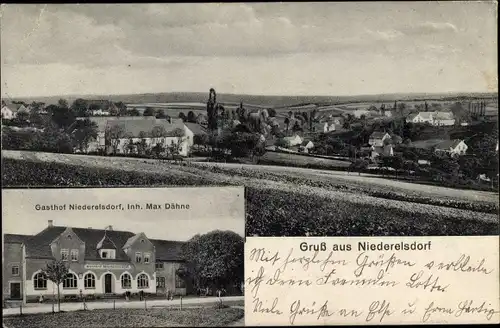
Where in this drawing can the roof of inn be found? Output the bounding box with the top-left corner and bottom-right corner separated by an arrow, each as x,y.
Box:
6,226 -> 186,262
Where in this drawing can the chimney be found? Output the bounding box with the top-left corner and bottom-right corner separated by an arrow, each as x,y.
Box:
106,225 -> 113,231
48,220 -> 53,227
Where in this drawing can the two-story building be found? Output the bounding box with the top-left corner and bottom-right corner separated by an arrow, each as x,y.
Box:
105,118 -> 194,156
3,221 -> 190,303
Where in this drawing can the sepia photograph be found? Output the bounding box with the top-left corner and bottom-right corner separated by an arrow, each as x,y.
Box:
2,187 -> 245,327
1,3 -> 498,237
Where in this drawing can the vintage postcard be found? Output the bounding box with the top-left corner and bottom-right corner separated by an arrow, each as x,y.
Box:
1,2 -> 498,327
2,187 -> 245,327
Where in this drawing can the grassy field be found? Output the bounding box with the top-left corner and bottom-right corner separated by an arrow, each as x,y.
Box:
3,307 -> 244,327
258,151 -> 352,169
2,150 -> 498,236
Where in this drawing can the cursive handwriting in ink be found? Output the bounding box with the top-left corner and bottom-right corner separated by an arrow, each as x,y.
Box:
249,248 -> 281,266
267,268 -> 313,288
406,270 -> 449,292
422,301 -> 455,322
253,297 -> 283,315
456,300 -> 499,321
435,255 -> 493,275
245,266 -> 265,298
365,300 -> 393,322
289,300 -> 334,325
354,252 -> 415,278
401,300 -> 418,315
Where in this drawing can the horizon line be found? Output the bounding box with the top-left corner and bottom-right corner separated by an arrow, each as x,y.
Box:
2,90 -> 498,101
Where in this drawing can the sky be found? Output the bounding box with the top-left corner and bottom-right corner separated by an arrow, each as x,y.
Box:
0,2 -> 497,98
2,187 -> 245,241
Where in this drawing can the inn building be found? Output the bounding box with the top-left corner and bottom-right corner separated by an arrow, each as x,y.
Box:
3,221 -> 191,303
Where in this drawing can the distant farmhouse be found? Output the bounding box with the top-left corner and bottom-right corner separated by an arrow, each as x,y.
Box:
412,139 -> 468,156
3,221 -> 190,302
1,101 -> 30,120
406,111 -> 455,126
368,132 -> 394,159
86,100 -> 118,116
105,118 -> 194,156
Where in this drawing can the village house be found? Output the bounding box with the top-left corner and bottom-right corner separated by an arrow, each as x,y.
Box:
298,139 -> 314,153
371,144 -> 394,159
368,132 -> 391,147
282,134 -> 303,147
74,116 -> 157,153
406,111 -> 455,126
1,102 -> 29,120
411,139 -> 468,156
3,221 -> 191,303
86,100 -> 118,116
105,118 -> 194,156
434,139 -> 468,156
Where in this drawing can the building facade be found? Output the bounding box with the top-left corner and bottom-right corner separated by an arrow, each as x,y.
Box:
3,221 -> 190,303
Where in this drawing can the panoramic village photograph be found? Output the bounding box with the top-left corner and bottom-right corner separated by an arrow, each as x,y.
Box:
2,187 -> 245,327
1,0 -> 498,306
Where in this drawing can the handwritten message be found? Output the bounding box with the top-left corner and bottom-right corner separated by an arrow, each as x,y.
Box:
244,236 -> 499,325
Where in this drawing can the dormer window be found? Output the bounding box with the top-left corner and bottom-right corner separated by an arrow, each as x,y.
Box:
99,249 -> 116,259
67,235 -> 72,239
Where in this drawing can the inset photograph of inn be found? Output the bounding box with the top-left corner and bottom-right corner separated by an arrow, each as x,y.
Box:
2,187 -> 245,327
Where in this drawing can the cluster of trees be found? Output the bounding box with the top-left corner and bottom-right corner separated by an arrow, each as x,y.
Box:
180,230 -> 244,294
2,98 -> 99,154
193,130 -> 264,160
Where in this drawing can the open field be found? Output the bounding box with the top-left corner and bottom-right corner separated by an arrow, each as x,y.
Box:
258,151 -> 352,169
3,306 -> 244,327
2,150 -> 498,236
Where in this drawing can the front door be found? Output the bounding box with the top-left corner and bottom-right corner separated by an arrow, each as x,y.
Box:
104,274 -> 112,293
10,283 -> 21,299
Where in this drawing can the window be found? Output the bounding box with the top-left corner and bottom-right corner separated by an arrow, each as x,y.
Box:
11,265 -> 19,276
121,273 -> 132,289
144,253 -> 150,264
34,272 -> 47,290
135,252 -> 142,263
100,249 -> 116,259
137,274 -> 149,289
71,249 -> 79,262
155,262 -> 164,270
175,274 -> 186,288
63,273 -> 78,289
84,273 -> 95,289
156,277 -> 165,288
61,249 -> 69,261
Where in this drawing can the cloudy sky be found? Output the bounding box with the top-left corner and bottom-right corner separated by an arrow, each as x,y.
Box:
0,2 -> 497,98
